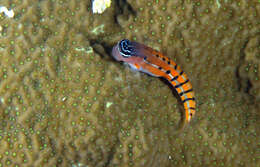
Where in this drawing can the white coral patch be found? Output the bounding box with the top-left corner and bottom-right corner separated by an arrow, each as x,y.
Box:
106,102 -> 113,108
0,6 -> 14,18
92,0 -> 111,14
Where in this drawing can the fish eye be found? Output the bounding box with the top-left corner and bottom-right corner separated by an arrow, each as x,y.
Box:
119,39 -> 133,58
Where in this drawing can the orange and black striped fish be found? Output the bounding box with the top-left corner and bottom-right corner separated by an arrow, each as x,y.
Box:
112,39 -> 196,124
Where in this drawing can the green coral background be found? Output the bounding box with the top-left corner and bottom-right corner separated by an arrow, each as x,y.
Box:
0,0 -> 259,167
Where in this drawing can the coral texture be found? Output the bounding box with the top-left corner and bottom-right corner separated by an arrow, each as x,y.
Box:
0,0 -> 259,167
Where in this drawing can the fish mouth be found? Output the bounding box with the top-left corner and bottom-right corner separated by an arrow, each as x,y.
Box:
111,44 -> 121,61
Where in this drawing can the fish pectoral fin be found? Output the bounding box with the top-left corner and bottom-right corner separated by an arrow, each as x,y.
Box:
134,63 -> 141,69
129,63 -> 141,70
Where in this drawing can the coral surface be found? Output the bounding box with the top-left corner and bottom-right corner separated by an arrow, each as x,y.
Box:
0,0 -> 259,167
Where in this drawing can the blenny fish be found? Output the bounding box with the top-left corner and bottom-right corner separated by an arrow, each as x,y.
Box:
112,39 -> 196,124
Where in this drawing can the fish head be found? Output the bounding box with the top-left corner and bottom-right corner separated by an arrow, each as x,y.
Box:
112,39 -> 144,64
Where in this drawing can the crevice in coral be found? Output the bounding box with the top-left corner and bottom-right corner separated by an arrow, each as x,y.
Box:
103,145 -> 115,167
235,39 -> 255,104
235,39 -> 248,93
104,137 -> 119,167
113,0 -> 136,26
245,79 -> 253,94
235,67 -> 242,91
89,39 -> 114,60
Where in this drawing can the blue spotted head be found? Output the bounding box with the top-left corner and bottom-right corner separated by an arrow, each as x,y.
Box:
112,39 -> 135,61
118,39 -> 134,57
112,39 -> 148,67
